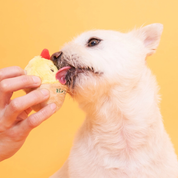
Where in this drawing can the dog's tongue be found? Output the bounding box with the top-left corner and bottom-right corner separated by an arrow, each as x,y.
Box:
56,66 -> 71,84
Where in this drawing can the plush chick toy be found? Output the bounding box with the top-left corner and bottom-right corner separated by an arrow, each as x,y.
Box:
24,49 -> 67,112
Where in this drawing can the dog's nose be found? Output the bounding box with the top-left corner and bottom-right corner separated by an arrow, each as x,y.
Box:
50,51 -> 63,68
51,51 -> 63,62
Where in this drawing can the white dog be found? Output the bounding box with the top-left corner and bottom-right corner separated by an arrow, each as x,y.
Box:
50,24 -> 178,178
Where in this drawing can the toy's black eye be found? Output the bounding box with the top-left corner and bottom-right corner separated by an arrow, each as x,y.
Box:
87,38 -> 101,47
50,69 -> 54,72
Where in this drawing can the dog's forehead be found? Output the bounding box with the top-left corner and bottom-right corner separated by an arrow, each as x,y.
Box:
73,30 -> 124,44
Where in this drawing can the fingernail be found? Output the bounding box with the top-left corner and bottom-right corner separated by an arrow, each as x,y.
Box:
24,70 -> 27,75
50,103 -> 56,111
32,76 -> 41,84
40,89 -> 49,96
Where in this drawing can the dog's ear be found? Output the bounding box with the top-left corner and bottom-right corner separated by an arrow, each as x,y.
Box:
134,23 -> 163,56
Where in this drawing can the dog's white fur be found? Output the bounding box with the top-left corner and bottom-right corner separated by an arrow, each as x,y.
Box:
50,24 -> 178,178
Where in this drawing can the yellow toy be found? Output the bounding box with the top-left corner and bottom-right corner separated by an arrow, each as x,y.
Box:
24,49 -> 67,112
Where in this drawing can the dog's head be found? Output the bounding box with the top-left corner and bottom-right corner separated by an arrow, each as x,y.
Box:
51,24 -> 163,103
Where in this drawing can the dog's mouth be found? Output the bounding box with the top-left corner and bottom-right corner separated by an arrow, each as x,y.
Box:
55,61 -> 98,88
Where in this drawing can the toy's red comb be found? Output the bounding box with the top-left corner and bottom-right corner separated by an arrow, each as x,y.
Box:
40,49 -> 50,60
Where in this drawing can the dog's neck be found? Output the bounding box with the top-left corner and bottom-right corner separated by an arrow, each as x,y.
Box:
75,68 -> 164,158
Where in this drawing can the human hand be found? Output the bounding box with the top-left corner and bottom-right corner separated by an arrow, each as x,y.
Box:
0,66 -> 56,161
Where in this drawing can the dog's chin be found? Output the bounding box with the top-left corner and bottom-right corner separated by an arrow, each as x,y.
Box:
55,65 -> 100,97
55,59 -> 102,95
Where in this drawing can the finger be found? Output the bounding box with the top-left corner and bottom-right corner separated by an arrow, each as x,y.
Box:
15,108 -> 32,122
16,103 -> 56,136
17,111 -> 29,121
0,75 -> 41,93
0,75 -> 41,107
0,66 -> 25,82
1,89 -> 50,129
25,107 -> 32,115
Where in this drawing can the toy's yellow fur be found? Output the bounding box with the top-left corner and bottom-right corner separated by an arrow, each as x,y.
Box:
25,56 -> 58,84
24,56 -> 67,112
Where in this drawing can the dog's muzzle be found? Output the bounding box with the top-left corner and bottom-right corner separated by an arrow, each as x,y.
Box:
50,51 -> 100,88
51,51 -> 63,69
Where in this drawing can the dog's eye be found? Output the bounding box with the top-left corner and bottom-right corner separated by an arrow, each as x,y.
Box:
87,38 -> 101,47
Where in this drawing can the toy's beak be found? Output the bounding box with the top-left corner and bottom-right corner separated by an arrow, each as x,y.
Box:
40,49 -> 51,60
